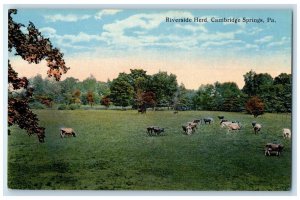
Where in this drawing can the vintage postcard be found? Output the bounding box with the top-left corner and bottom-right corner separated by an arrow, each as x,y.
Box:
7,7 -> 293,192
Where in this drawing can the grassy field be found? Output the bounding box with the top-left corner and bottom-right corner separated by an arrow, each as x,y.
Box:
8,110 -> 292,190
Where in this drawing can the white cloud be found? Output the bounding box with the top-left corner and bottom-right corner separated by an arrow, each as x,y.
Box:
201,40 -> 243,48
255,35 -> 273,44
245,44 -> 259,49
267,37 -> 290,47
44,14 -> 91,22
56,32 -> 104,44
247,27 -> 263,35
175,24 -> 208,33
98,11 -> 245,50
196,31 -> 236,42
39,27 -> 57,36
95,9 -> 122,20
102,11 -> 194,35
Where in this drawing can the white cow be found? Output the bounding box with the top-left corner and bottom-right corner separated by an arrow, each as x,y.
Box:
282,128 -> 291,139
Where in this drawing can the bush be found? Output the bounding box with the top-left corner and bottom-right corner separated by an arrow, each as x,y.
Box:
57,104 -> 68,110
69,104 -> 80,110
245,96 -> 264,118
29,102 -> 46,109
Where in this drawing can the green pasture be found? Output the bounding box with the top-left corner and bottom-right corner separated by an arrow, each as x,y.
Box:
8,110 -> 292,190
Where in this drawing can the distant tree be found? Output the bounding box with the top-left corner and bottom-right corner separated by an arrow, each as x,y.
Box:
86,91 -> 95,107
242,70 -> 256,97
274,73 -> 292,85
136,89 -> 156,112
100,95 -> 111,109
59,77 -> 79,104
8,9 -> 69,142
245,96 -> 264,117
192,84 -> 215,110
97,82 -> 111,97
149,71 -> 178,109
173,83 -> 195,110
81,75 -> 98,92
242,70 -> 273,97
273,73 -> 292,113
215,82 -> 244,112
110,75 -> 134,108
72,89 -> 81,104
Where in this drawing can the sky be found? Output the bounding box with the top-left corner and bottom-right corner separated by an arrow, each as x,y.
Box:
9,9 -> 292,89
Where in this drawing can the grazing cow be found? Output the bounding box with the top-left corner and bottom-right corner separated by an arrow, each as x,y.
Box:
220,121 -> 241,132
193,119 -> 201,124
282,128 -> 291,139
217,116 -> 224,120
60,128 -> 76,138
227,123 -> 241,131
220,119 -> 229,124
220,121 -> 233,128
147,126 -> 164,136
182,125 -> 193,135
153,127 -> 165,135
147,126 -> 155,134
252,122 -> 262,134
265,143 -> 284,156
202,117 -> 214,124
173,111 -> 178,114
147,126 -> 157,135
187,122 -> 198,130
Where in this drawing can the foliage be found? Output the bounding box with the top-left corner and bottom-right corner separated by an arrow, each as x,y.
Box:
29,101 -> 47,110
69,104 -> 80,110
109,75 -> 134,108
86,91 -> 95,107
242,71 -> 291,113
245,96 -> 265,117
72,89 -> 81,104
23,69 -> 291,114
149,71 -> 178,108
8,9 -> 69,142
100,95 -> 111,109
57,104 -> 68,110
136,90 -> 156,111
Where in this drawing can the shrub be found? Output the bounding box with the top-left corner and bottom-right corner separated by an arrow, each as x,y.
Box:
29,102 -> 46,109
58,104 -> 68,110
245,96 -> 264,118
69,104 -> 80,110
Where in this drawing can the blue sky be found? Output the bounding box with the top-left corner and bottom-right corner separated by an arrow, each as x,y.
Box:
10,9 -> 292,89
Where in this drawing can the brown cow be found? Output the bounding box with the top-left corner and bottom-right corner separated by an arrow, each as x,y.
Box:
265,143 -> 284,156
60,128 -> 76,138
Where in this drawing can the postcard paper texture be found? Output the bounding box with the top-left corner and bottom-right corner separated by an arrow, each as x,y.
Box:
7,8 -> 292,191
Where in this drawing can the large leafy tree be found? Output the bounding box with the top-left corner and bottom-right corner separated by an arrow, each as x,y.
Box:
109,73 -> 134,108
215,82 -> 244,112
242,70 -> 273,97
173,83 -> 195,110
192,84 -> 216,111
274,73 -> 292,112
59,77 -> 79,104
8,9 -> 69,142
149,71 -> 178,108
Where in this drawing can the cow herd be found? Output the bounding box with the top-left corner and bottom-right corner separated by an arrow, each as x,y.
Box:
146,115 -> 291,157
58,113 -> 291,157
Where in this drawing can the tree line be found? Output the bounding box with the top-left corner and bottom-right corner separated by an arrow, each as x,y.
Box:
27,69 -> 292,114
